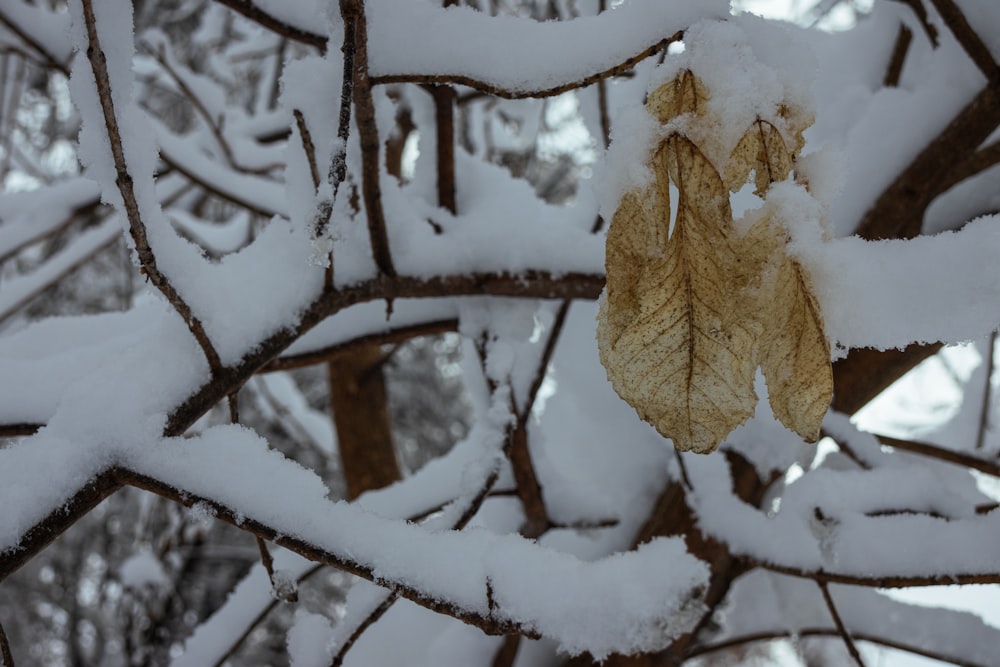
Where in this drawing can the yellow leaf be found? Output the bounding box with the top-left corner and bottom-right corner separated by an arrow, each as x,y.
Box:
598,134 -> 758,453
724,119 -> 792,195
598,71 -> 832,454
646,69 -> 709,124
744,219 -> 832,442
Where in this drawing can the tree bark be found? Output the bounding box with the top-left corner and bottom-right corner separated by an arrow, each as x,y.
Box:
327,343 -> 400,500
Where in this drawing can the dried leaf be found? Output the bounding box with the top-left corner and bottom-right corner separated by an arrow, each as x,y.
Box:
744,219 -> 832,442
724,119 -> 792,195
599,134 -> 758,453
598,71 -> 832,454
646,69 -> 709,124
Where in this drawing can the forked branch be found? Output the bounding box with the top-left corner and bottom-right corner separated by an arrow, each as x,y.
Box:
79,0 -> 223,374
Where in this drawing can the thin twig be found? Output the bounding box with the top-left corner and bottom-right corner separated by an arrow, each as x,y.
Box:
687,627 -> 989,666
818,580 -> 867,667
0,423 -> 42,438
875,433 -> 1000,476
262,319 -> 458,373
340,0 -> 395,278
293,109 -> 321,191
148,43 -> 277,175
0,9 -> 68,74
208,1 -> 681,100
210,563 -> 324,667
761,560 -> 1000,588
889,0 -> 939,46
0,617 -> 12,667
329,453 -> 506,666
252,376 -> 325,452
79,0 -> 223,374
883,23 -> 913,87
120,467 -> 538,638
0,55 -> 24,182
210,0 -> 327,52
928,0 -> 1000,81
427,84 -> 457,213
976,331 -> 996,449
372,32 -> 684,100
2,269 -> 604,581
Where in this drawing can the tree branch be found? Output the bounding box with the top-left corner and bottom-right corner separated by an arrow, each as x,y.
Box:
818,581 -> 867,667
928,0 -> 1000,81
371,32 -> 683,100
209,0 -> 327,52
687,628 -> 990,666
0,10 -> 69,75
875,433 -> 1000,476
0,617 -> 12,667
117,467 -> 536,639
883,23 -> 913,87
340,0 -> 395,278
760,561 -> 1000,588
80,0 -> 223,374
856,83 -> 1000,239
262,320 -> 459,373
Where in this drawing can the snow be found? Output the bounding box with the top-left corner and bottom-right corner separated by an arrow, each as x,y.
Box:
0,178 -> 101,261
720,570 -> 1000,666
119,548 -> 170,588
0,1 -> 74,66
367,1 -> 729,92
129,425 -> 708,658
0,218 -> 120,323
172,547 -> 316,667
288,611 -> 336,667
7,1 -> 1000,664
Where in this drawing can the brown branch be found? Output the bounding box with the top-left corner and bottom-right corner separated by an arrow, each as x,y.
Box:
166,270 -> 603,436
940,139 -> 1000,192
491,635 -> 521,667
507,416 -> 548,538
80,0 -> 222,374
427,85 -> 457,213
1,270 -> 601,583
328,343 -> 401,500
116,467 -> 535,638
0,226 -> 120,326
0,10 -> 68,75
687,628 -> 990,667
262,319 -> 459,373
157,152 -> 280,218
372,32 -> 683,100
889,0 -> 939,46
818,581 -> 867,667
760,561 -> 1000,588
210,0 -> 327,52
293,109 -> 321,191
328,439 -> 507,667
147,44 -> 278,175
832,343 -> 942,414
884,23 -> 913,87
0,423 -> 42,438
976,331 -> 996,449
875,434 -> 1000,476
340,0 -> 395,278
855,84 -> 1000,240
0,199 -> 103,265
329,593 -> 399,666
0,468 -> 122,581
0,617 -> 12,667
928,0 -> 1000,81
